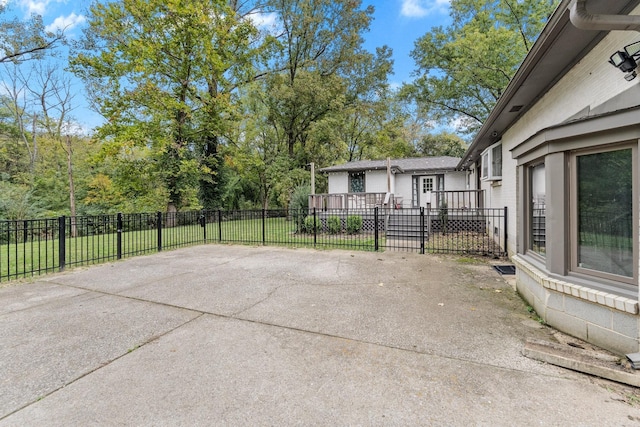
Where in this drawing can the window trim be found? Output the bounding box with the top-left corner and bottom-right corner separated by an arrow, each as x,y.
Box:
525,160 -> 546,259
481,141 -> 502,181
569,142 -> 638,286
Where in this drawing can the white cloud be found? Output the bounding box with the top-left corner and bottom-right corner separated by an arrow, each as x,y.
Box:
20,0 -> 47,15
400,0 -> 450,18
45,12 -> 86,33
249,11 -> 278,29
17,0 -> 68,17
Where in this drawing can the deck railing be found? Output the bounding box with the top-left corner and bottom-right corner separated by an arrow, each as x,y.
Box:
431,190 -> 484,209
309,192 -> 395,210
310,190 -> 484,210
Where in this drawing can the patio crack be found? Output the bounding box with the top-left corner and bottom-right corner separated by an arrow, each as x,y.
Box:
230,281 -> 295,318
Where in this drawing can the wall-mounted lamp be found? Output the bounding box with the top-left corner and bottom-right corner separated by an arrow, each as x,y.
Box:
609,40 -> 640,81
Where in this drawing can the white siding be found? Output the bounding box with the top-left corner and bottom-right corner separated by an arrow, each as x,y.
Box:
485,22 -> 640,256
365,170 -> 391,193
395,174 -> 413,208
327,172 -> 348,194
443,171 -> 466,191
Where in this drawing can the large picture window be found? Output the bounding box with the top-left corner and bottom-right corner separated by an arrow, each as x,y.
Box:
572,146 -> 635,282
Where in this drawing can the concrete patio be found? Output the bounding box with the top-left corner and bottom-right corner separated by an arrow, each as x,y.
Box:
0,245 -> 638,425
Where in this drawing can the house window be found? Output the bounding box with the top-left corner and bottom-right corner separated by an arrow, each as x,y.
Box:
571,145 -> 636,282
481,142 -> 502,181
349,171 -> 365,193
422,177 -> 433,193
529,162 -> 545,256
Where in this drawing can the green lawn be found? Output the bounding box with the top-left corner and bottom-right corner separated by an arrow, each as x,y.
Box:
1,217 -> 380,282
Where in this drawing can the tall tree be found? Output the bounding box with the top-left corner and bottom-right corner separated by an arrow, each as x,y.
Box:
415,132 -> 468,158
70,0 -> 266,211
403,0 -> 558,135
337,46 -> 396,162
0,61 -> 87,223
0,5 -> 63,63
262,0 -> 374,163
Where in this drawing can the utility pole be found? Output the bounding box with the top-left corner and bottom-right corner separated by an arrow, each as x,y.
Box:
310,162 -> 315,195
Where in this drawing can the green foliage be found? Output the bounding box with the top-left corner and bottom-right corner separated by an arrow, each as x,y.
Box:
0,181 -> 42,220
416,132 -> 468,158
404,0 -> 558,135
303,215 -> 316,233
0,6 -> 62,63
258,0 -> 376,169
70,0 -> 266,211
327,216 -> 341,234
346,215 -> 363,234
290,184 -> 311,212
290,184 -> 310,233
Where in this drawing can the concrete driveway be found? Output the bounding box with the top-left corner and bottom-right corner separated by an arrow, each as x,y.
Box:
0,245 -> 638,426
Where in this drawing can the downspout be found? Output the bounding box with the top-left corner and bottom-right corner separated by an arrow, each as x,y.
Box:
569,0 -> 640,32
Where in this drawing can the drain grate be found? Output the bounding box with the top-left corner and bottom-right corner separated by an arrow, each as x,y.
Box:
493,265 -> 516,275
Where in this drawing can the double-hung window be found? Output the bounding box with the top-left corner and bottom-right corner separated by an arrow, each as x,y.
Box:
481,142 -> 502,181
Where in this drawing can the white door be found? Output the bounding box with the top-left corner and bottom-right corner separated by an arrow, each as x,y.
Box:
420,176 -> 435,208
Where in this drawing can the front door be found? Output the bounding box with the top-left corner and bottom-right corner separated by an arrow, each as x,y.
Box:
420,176 -> 435,208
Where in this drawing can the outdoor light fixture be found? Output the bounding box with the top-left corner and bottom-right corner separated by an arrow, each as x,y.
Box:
609,40 -> 640,81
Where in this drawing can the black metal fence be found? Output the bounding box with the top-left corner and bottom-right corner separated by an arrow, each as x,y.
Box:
0,207 -> 507,282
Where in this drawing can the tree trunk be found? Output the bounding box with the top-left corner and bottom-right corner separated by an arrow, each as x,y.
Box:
199,135 -> 220,209
166,203 -> 177,228
30,113 -> 38,175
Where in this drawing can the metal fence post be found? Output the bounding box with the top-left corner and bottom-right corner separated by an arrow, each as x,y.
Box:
218,209 -> 222,241
313,208 -> 317,247
374,207 -> 379,251
200,211 -> 207,243
262,209 -> 266,245
117,213 -> 123,259
157,211 -> 163,252
420,207 -> 425,255
58,216 -> 66,271
503,206 -> 508,256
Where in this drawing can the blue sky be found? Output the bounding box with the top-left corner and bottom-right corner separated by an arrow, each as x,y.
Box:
2,0 -> 451,132
364,0 -> 451,86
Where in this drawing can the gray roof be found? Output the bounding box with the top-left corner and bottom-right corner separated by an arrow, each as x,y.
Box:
458,0 -> 640,169
320,157 -> 461,173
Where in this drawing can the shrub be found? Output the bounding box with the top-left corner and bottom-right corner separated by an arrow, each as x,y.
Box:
290,184 -> 310,233
303,215 -> 316,233
327,216 -> 341,234
346,215 -> 362,234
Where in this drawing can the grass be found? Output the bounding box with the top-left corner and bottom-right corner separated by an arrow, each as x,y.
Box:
1,217 -> 380,282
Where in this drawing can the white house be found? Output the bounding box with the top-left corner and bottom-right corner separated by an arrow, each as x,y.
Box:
313,157 -> 471,210
459,0 -> 640,354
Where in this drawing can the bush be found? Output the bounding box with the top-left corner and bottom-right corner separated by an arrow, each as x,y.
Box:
346,215 -> 362,234
290,184 -> 311,233
303,215 -> 316,233
327,216 -> 341,234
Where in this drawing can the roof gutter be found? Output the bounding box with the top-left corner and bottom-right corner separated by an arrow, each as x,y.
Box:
569,0 -> 640,31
